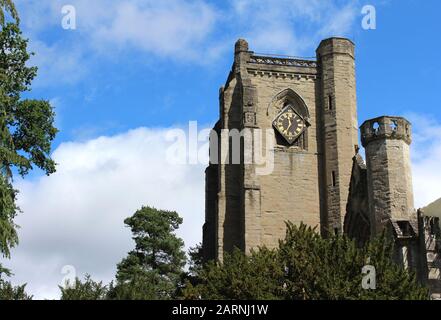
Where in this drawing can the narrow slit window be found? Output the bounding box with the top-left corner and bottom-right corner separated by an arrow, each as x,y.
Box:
328,95 -> 333,110
332,171 -> 337,187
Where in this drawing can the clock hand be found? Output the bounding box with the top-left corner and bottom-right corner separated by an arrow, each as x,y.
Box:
287,116 -> 293,133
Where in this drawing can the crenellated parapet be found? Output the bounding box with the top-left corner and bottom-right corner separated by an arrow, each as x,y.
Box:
248,55 -> 318,68
361,116 -> 412,147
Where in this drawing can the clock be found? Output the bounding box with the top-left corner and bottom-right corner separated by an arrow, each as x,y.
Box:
273,105 -> 306,145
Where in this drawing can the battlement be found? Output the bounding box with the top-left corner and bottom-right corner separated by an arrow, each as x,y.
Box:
248,55 -> 317,68
232,39 -> 318,80
360,116 -> 412,147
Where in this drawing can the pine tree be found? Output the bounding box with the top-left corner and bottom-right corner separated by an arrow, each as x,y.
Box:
0,4 -> 57,298
59,275 -> 108,300
108,206 -> 186,300
0,267 -> 31,300
0,0 -> 18,25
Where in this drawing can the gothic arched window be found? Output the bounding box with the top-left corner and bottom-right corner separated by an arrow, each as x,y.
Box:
268,89 -> 310,150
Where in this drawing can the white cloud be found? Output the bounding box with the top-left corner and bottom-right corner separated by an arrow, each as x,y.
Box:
408,114 -> 441,208
227,0 -> 358,55
13,0 -> 361,87
5,127 -> 206,299
2,0 -> 369,299
92,1 -> 217,60
18,0 -> 219,59
13,0 -> 221,86
28,40 -> 88,87
317,3 -> 358,38
4,118 -> 439,299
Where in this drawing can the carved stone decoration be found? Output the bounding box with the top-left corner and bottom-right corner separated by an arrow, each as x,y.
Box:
249,55 -> 318,68
243,112 -> 256,126
242,83 -> 258,127
267,88 -> 310,119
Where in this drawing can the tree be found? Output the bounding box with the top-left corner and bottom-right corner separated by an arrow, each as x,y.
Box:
183,247 -> 284,300
0,6 -> 57,290
185,222 -> 428,300
108,206 -> 186,300
59,275 -> 108,300
0,267 -> 31,300
0,0 -> 18,25
0,279 -> 32,300
187,243 -> 203,277
178,243 -> 205,299
276,223 -> 427,299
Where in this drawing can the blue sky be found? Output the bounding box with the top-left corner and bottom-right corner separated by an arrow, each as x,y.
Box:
4,0 -> 441,299
17,0 -> 440,144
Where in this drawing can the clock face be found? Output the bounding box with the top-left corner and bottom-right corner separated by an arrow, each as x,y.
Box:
273,105 -> 305,145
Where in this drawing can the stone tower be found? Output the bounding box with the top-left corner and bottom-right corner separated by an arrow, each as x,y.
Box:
360,116 -> 414,235
316,38 -> 359,234
360,116 -> 431,281
203,38 -> 359,261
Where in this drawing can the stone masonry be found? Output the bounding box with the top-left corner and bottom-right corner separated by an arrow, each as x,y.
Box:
203,37 -> 441,298
203,38 -> 358,261
360,116 -> 414,235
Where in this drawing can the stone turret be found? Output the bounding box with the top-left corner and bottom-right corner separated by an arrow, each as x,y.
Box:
361,116 -> 430,282
361,116 -> 414,235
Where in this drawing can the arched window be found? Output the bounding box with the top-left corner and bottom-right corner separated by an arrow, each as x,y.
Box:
268,89 -> 310,150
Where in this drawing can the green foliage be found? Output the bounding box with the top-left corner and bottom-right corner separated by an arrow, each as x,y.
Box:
0,279 -> 32,300
0,20 -> 57,272
107,273 -> 162,300
360,235 -> 427,300
187,243 -> 203,277
109,206 -> 186,300
60,275 -> 108,300
0,23 -> 57,178
185,222 -> 429,300
184,247 -> 284,300
0,174 -> 17,259
0,268 -> 32,300
0,0 -> 18,25
178,244 -> 206,300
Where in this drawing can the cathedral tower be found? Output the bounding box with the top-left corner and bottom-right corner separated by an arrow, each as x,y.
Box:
203,38 -> 358,261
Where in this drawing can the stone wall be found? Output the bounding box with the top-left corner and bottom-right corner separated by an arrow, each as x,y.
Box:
248,63 -> 321,249
316,38 -> 359,235
344,154 -> 370,245
421,214 -> 441,299
361,116 -> 414,235
203,37 -> 359,260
